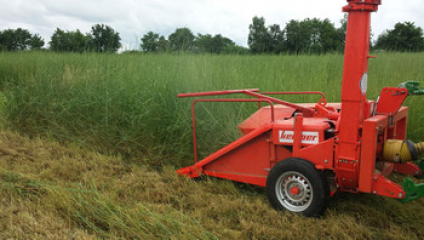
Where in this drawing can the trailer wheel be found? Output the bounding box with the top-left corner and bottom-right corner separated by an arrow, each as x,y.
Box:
266,158 -> 329,217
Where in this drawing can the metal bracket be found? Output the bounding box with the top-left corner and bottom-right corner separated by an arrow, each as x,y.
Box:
398,177 -> 424,203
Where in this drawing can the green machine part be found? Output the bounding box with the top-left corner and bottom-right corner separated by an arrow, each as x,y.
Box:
398,81 -> 424,95
398,159 -> 424,203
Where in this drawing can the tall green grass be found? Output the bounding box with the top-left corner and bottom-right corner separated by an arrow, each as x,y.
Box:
0,52 -> 423,166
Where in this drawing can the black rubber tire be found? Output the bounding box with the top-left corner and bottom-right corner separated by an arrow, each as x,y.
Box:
266,158 -> 329,217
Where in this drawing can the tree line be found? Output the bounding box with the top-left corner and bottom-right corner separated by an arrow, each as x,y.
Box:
1,17 -> 423,54
140,28 -> 249,54
248,17 -> 346,54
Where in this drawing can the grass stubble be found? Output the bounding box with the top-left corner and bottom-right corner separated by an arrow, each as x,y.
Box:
0,52 -> 424,239
1,130 -> 424,239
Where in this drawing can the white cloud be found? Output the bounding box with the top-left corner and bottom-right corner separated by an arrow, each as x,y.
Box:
0,0 -> 423,49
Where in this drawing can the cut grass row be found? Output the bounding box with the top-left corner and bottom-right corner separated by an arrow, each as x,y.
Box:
0,52 -> 423,166
1,130 -> 423,239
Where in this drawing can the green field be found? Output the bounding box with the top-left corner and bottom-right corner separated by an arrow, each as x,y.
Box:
1,52 -> 424,239
1,52 -> 424,165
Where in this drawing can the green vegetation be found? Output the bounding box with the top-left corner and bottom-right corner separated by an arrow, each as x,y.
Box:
49,24 -> 121,53
0,52 -> 424,238
1,52 -> 424,166
2,17 -> 424,54
248,17 -> 345,54
0,28 -> 44,51
375,22 -> 424,52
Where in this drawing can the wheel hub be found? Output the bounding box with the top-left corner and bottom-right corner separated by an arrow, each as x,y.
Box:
276,171 -> 313,212
290,185 -> 300,195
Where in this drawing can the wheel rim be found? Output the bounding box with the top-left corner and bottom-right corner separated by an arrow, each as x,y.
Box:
275,171 -> 313,212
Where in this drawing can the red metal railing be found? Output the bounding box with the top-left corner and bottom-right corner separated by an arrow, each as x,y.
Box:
259,91 -> 327,108
178,89 -> 325,163
178,89 -> 315,115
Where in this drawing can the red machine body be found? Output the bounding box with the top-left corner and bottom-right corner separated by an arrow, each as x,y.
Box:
177,0 -> 424,216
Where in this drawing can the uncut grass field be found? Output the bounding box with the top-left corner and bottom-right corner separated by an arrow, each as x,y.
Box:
0,52 -> 424,239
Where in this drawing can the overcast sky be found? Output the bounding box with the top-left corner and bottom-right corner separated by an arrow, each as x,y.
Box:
1,0 -> 423,50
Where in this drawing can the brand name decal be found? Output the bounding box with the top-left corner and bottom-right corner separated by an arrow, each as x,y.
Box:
278,131 -> 319,144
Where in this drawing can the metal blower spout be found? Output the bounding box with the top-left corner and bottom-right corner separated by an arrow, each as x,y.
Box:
383,139 -> 424,163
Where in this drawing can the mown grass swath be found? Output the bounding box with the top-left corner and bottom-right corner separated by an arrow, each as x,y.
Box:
0,52 -> 423,167
0,130 -> 423,239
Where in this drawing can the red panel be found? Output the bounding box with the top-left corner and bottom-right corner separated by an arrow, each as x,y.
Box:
358,115 -> 388,193
296,139 -> 335,169
376,87 -> 408,116
203,132 -> 272,178
238,106 -> 295,135
203,171 -> 267,187
202,132 -> 292,186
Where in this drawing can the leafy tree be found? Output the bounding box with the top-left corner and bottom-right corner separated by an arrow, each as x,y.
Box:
49,28 -> 72,51
141,31 -> 161,52
248,16 -> 271,53
29,34 -> 45,50
50,28 -> 91,52
195,34 -> 235,54
168,27 -> 195,52
71,30 -> 90,52
375,22 -> 424,51
285,18 -> 341,54
157,36 -> 169,52
0,28 -> 36,51
268,24 -> 285,53
90,24 -> 121,52
285,20 -> 308,54
195,33 -> 213,52
315,18 -> 340,53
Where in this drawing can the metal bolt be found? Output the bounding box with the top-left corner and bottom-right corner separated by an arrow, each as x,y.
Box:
324,159 -> 328,163
342,178 -> 346,181
398,193 -> 403,198
373,191 -> 377,194
373,177 -> 378,181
